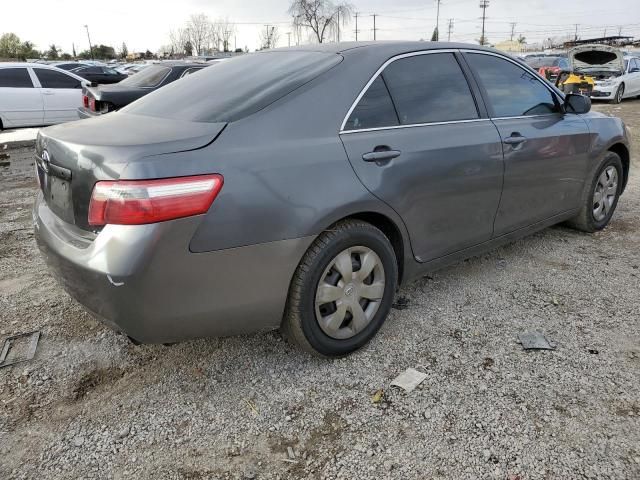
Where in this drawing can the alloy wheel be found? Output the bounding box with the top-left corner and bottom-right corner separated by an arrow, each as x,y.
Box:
592,166 -> 618,222
314,246 -> 386,340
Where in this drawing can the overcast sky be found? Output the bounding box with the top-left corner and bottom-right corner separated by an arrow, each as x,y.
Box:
2,0 -> 639,54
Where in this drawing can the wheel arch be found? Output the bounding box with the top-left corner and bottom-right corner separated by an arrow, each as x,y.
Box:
329,211 -> 408,286
608,142 -> 630,192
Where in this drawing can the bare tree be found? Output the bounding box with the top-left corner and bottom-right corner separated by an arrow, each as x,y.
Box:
169,28 -> 189,55
289,0 -> 353,44
259,26 -> 281,50
186,13 -> 213,56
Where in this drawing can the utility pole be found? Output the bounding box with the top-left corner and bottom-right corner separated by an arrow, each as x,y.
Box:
354,12 -> 360,41
510,22 -> 516,41
574,24 -> 579,41
83,24 -> 94,60
479,0 -> 489,46
287,32 -> 291,47
337,9 -> 340,42
447,19 -> 454,42
372,14 -> 378,41
264,25 -> 273,49
435,0 -> 442,41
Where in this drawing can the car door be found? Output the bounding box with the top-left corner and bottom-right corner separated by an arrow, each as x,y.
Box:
32,68 -> 83,124
626,58 -> 640,96
340,51 -> 504,262
463,51 -> 592,236
0,67 -> 43,127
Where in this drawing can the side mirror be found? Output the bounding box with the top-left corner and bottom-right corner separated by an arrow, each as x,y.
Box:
564,93 -> 591,114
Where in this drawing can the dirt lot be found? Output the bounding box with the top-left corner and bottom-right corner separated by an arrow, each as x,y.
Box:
1,101 -> 639,480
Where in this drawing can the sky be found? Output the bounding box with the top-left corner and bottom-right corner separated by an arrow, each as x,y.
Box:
1,0 -> 639,54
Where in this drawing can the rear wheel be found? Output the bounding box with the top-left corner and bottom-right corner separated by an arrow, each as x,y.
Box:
611,83 -> 625,104
566,151 -> 623,232
282,220 -> 398,357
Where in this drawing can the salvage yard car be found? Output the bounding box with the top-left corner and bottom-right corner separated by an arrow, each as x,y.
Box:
33,42 -> 631,356
78,62 -> 208,118
0,63 -> 87,129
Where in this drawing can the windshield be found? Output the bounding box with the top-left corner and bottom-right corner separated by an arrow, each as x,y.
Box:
120,65 -> 171,87
123,51 -> 342,123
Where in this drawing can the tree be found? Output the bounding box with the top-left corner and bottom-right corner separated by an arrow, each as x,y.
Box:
184,40 -> 193,56
20,41 -> 40,59
431,27 -> 439,42
517,35 -> 526,44
47,44 -> 59,60
186,13 -> 212,56
169,28 -> 189,56
120,42 -> 129,59
60,53 -> 73,60
0,33 -> 22,59
216,18 -> 236,52
289,0 -> 354,44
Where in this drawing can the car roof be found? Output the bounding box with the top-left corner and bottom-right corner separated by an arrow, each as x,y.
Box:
0,62 -> 86,81
275,41 -> 499,55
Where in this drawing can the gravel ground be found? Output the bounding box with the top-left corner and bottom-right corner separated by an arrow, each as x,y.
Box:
1,101 -> 639,480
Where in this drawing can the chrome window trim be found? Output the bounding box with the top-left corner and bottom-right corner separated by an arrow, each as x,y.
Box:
460,49 -> 566,118
340,118 -> 490,135
339,48 -> 479,133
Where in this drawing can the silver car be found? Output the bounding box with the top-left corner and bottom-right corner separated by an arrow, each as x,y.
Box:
34,42 -> 631,356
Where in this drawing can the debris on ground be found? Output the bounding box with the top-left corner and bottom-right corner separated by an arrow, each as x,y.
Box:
392,295 -> 411,310
371,388 -> 384,404
518,332 -> 556,350
0,331 -> 40,368
390,368 -> 428,393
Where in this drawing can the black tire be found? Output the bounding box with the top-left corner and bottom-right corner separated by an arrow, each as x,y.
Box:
611,83 -> 624,104
566,151 -> 623,232
282,219 -> 398,357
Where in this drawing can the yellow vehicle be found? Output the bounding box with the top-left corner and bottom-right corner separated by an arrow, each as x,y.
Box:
555,71 -> 595,96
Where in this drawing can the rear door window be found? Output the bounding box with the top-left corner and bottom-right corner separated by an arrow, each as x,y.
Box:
0,68 -> 34,88
381,53 -> 479,125
34,69 -> 81,89
466,53 -> 560,117
344,76 -> 399,131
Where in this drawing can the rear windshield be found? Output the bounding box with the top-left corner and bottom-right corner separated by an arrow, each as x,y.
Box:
120,65 -> 171,87
123,51 -> 342,122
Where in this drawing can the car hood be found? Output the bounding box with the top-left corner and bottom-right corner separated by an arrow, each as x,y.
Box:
568,44 -> 624,73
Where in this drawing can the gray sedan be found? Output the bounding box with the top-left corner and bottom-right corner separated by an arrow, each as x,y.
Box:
33,42 -> 631,356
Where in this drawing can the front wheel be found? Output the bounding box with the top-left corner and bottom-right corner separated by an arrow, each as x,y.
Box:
282,220 -> 398,357
611,83 -> 625,104
566,151 -> 623,232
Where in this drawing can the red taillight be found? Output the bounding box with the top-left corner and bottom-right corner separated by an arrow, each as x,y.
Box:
88,174 -> 224,226
83,95 -> 89,108
89,97 -> 96,111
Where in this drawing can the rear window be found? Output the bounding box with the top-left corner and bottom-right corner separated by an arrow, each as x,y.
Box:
123,51 -> 342,122
120,65 -> 171,87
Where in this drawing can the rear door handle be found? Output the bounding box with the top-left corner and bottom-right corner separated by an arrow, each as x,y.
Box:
42,90 -> 54,95
503,134 -> 527,146
362,150 -> 401,162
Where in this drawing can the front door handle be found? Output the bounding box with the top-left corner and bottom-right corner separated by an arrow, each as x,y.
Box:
362,149 -> 401,162
42,90 -> 54,95
503,133 -> 527,146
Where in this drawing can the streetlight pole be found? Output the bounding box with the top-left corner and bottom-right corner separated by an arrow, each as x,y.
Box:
84,24 -> 94,60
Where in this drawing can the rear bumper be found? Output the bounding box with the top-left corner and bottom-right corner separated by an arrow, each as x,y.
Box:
77,107 -> 101,119
33,193 -> 314,343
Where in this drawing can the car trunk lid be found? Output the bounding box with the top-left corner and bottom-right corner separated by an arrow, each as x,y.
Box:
36,112 -> 226,231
